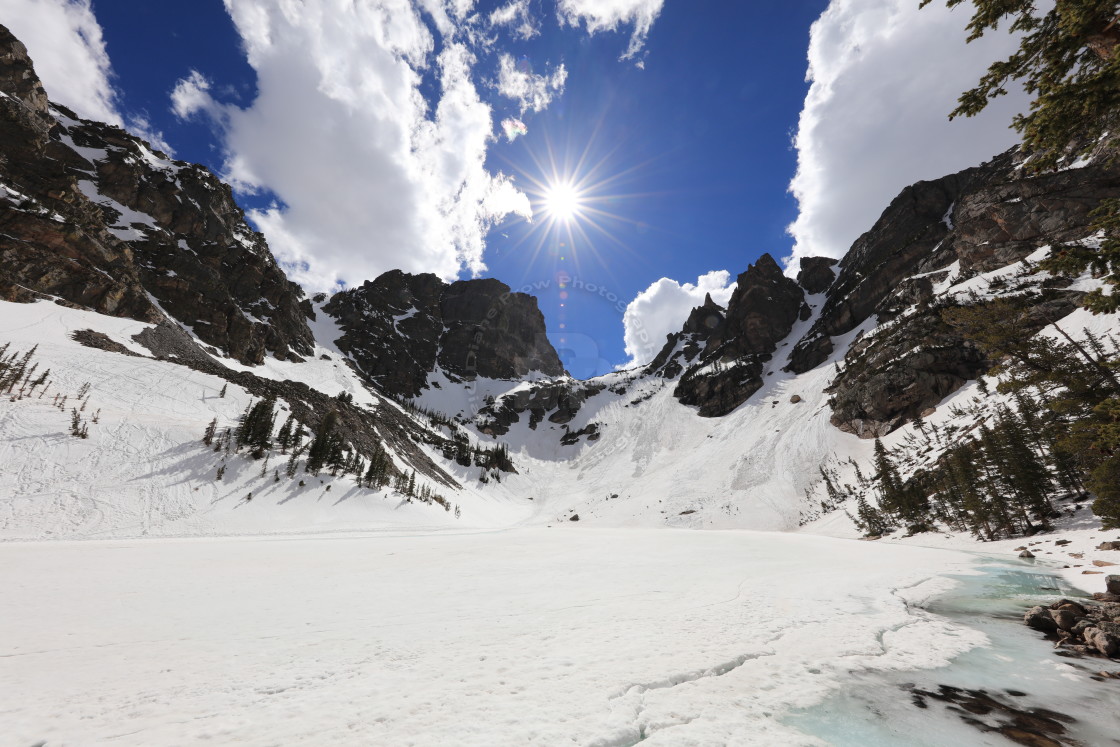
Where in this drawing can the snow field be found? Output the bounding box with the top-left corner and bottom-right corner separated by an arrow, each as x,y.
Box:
0,299 -> 524,539
0,528 -> 985,746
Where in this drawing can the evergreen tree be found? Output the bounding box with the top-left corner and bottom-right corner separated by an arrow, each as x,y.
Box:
276,413 -> 295,453
237,397 -> 277,459
305,410 -> 338,476
922,0 -> 1120,171
203,418 -> 218,447
286,444 -> 305,479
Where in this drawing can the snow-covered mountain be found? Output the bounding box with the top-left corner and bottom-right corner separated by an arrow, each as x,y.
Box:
2,21 -> 1118,543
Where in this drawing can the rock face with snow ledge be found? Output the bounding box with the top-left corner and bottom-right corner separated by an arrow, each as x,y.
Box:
324,270 -> 565,399
0,25 -> 156,321
0,24 -> 313,365
789,142 -> 1120,436
670,253 -> 809,417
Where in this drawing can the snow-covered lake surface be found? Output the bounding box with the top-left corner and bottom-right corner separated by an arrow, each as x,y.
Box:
9,527 -> 1112,746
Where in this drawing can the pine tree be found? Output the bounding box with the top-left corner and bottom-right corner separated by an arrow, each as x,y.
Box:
305,410 -> 338,476
276,413 -> 295,453
203,417 -> 218,447
922,0 -> 1120,171
236,397 -> 276,459
286,444 -> 305,479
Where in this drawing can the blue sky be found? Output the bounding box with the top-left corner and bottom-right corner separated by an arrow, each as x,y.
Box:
2,0 -> 1029,377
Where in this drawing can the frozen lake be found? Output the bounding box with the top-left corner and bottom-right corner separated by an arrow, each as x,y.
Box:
1,528 -> 1112,745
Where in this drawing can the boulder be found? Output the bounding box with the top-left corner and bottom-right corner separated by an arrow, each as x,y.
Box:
1049,599 -> 1088,617
1019,549 -> 1036,559
1050,609 -> 1078,632
1108,575 -> 1120,596
1084,627 -> 1120,658
1024,606 -> 1058,634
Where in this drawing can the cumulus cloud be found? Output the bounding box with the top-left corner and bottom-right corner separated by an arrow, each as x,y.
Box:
489,0 -> 539,40
173,0 -> 532,289
622,271 -> 736,366
557,0 -> 664,61
787,0 -> 1032,268
0,0 -> 120,124
496,53 -> 567,113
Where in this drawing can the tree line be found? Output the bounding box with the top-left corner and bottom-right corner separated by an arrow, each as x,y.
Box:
831,299 -> 1120,539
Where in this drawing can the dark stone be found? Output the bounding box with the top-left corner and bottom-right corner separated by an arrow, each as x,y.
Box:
70,329 -> 140,357
0,26 -> 157,323
1024,606 -> 1058,634
672,254 -> 805,417
569,514 -> 580,522
784,141 -> 1120,409
560,423 -> 600,446
1085,627 -> 1120,658
1108,575 -> 1120,595
796,256 -> 838,295
825,291 -> 1082,438
325,271 -> 563,400
1049,599 -> 1088,617
0,24 -> 313,365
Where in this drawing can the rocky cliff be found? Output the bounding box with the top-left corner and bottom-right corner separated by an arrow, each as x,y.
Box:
0,25 -> 157,321
644,254 -> 817,417
792,144 -> 1120,436
0,24 -> 313,365
324,271 -> 565,399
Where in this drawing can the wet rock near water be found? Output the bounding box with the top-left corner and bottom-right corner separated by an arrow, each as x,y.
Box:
906,683 -> 1076,747
1024,594 -> 1120,659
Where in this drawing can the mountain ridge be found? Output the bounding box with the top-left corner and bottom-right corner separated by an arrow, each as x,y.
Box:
2,22 -> 1119,541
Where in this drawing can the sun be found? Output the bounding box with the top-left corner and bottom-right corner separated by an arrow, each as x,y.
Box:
541,180 -> 584,223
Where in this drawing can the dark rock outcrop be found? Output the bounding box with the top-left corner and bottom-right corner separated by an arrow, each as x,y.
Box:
644,294 -> 726,381
325,271 -> 564,400
1025,597 -> 1120,660
0,25 -> 157,321
796,256 -> 838,295
672,254 -> 806,417
781,136 -> 1120,436
788,146 -> 1120,377
706,254 -> 804,359
0,24 -> 314,365
52,111 -> 314,364
785,166 -> 984,375
473,379 -> 607,436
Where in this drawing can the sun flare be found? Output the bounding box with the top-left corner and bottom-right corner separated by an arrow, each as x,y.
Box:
542,180 -> 584,223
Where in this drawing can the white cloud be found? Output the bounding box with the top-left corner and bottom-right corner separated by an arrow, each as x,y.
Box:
622,271 -> 736,366
496,53 -> 567,113
489,0 -> 539,40
125,113 -> 176,157
172,0 -> 532,289
170,70 -> 222,123
557,0 -> 664,61
787,0 -> 1032,268
0,0 -> 120,124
